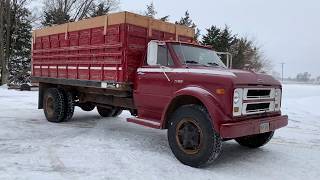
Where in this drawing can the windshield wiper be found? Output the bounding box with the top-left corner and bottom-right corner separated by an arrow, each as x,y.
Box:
185,60 -> 199,64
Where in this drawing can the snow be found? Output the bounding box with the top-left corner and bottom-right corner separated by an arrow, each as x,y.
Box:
0,84 -> 320,179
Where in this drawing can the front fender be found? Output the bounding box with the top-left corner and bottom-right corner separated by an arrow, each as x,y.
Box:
161,86 -> 226,133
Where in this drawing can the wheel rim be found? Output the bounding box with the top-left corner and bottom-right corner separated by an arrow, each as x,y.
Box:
46,96 -> 54,117
175,118 -> 203,155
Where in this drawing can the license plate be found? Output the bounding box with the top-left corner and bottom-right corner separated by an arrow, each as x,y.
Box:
260,122 -> 270,133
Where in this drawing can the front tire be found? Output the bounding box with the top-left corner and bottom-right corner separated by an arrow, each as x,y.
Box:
43,88 -> 66,123
168,104 -> 222,168
235,131 -> 274,148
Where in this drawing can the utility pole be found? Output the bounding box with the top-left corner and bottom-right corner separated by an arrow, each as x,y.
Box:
281,62 -> 285,82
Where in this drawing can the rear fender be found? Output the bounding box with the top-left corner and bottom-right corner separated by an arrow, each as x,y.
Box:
161,86 -> 225,133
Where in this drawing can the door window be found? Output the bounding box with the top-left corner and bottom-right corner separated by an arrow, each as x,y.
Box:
156,45 -> 174,66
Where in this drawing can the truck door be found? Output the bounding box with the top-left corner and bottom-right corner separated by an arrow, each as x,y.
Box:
134,42 -> 175,121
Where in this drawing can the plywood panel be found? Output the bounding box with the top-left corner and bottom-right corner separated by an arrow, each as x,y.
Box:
35,24 -> 67,38
33,11 -> 194,39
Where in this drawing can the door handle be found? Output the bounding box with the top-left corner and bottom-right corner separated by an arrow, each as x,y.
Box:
137,72 -> 145,75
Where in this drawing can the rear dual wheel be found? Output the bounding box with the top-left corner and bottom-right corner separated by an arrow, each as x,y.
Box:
97,106 -> 122,117
79,102 -> 95,112
59,88 -> 75,121
43,88 -> 74,123
78,103 -> 122,117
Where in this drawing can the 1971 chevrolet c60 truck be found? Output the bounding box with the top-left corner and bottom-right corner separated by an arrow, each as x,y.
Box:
31,12 -> 288,167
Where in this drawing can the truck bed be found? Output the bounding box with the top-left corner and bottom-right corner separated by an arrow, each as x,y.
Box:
32,12 -> 194,88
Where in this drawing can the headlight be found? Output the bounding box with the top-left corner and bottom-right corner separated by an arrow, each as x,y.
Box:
233,91 -> 240,104
275,90 -> 280,97
233,88 -> 243,116
274,88 -> 282,111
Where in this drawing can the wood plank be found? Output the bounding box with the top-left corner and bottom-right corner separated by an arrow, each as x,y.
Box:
33,11 -> 195,39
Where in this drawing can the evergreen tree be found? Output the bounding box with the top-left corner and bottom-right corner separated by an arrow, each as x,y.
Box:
144,2 -> 157,18
176,11 -> 193,27
159,15 -> 169,22
230,37 -> 253,69
201,26 -> 270,72
231,38 -> 270,72
90,0 -> 119,17
8,5 -> 32,84
176,11 -> 200,41
143,2 -> 170,22
202,25 -> 237,52
202,25 -> 237,65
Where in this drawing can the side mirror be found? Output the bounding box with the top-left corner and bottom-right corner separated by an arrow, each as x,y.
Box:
147,41 -> 158,66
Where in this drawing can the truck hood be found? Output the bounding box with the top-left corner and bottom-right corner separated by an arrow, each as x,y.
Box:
228,69 -> 281,86
186,67 -> 281,86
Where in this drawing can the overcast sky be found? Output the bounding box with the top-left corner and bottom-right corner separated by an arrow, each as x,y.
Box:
30,0 -> 320,78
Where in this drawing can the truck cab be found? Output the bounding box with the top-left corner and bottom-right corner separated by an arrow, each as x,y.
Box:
129,40 -> 288,166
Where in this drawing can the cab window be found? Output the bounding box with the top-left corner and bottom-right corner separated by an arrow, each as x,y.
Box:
157,45 -> 174,66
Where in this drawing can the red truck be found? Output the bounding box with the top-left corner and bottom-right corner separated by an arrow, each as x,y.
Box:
31,12 -> 288,167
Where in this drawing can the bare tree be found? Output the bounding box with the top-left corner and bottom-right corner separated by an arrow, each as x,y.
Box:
4,0 -> 13,84
41,0 -> 119,26
0,0 -> 12,85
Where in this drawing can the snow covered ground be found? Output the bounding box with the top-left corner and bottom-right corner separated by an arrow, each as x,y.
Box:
0,84 -> 319,180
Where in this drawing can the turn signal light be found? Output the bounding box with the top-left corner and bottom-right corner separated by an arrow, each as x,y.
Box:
216,88 -> 225,95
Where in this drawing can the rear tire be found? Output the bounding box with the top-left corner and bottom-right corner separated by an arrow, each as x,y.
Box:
235,131 -> 274,148
43,88 -> 66,123
167,104 -> 222,168
59,89 -> 75,121
97,106 -> 115,117
112,108 -> 123,117
79,102 -> 95,112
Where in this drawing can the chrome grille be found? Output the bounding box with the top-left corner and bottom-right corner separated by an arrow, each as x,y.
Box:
247,103 -> 270,111
244,88 -> 275,100
242,88 -> 275,115
247,89 -> 271,99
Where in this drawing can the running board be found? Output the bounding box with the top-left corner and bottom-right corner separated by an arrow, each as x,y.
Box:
127,117 -> 161,129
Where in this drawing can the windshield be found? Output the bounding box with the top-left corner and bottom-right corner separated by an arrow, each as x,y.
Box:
172,44 -> 226,68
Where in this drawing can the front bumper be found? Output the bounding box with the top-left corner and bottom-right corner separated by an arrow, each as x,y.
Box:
219,115 -> 288,138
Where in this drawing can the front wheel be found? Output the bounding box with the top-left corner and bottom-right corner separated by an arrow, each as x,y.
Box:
235,131 -> 274,148
167,104 -> 222,168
